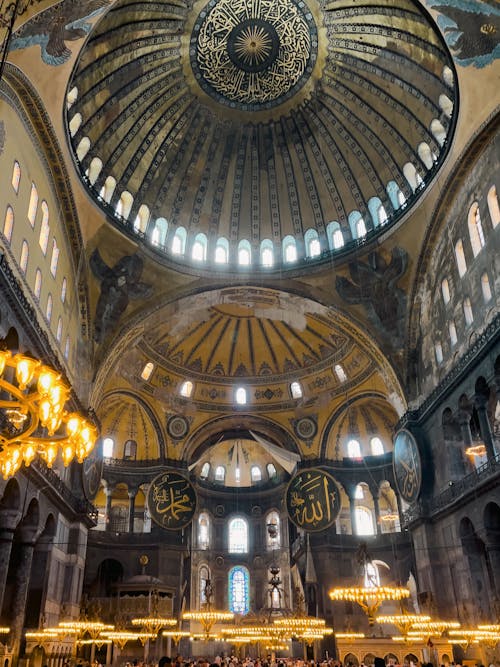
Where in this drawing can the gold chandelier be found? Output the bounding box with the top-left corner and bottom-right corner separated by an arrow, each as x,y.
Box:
376,613 -> 431,635
0,351 -> 97,479
329,586 -> 410,625
131,616 -> 177,636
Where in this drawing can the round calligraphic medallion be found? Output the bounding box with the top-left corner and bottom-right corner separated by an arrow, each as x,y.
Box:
167,415 -> 189,440
190,0 -> 318,111
82,445 -> 103,501
147,471 -> 197,530
286,468 -> 341,532
393,429 -> 422,504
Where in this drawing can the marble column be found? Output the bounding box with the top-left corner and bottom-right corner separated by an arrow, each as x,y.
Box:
372,492 -> 381,534
104,485 -> 114,531
458,408 -> 475,472
0,509 -> 20,615
128,489 -> 137,533
348,493 -> 357,535
10,529 -> 37,666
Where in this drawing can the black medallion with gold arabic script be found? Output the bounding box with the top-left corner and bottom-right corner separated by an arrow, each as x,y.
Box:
286,468 -> 341,532
147,471 -> 197,530
393,429 -> 422,505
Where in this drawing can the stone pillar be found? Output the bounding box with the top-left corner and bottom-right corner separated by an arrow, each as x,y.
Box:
348,493 -> 357,535
128,489 -> 137,533
475,393 -> 497,461
104,485 -> 114,531
372,492 -> 381,534
485,542 -> 500,600
10,529 -> 37,666
458,408 -> 475,472
0,509 -> 19,615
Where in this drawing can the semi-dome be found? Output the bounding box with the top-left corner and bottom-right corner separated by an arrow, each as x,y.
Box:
67,0 -> 457,272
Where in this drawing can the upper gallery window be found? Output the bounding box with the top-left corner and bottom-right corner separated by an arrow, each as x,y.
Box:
228,517 -> 248,553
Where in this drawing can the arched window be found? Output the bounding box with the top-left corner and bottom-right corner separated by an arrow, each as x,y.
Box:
304,229 -> 320,257
418,142 -> 435,170
228,566 -> 250,614
151,217 -> 168,247
463,297 -> 473,326
134,204 -> 150,233
56,317 -> 63,342
28,183 -> 38,227
449,320 -> 457,346
430,119 -> 446,147
200,462 -> 210,479
267,463 -> 277,478
387,180 -> 405,208
64,335 -> 70,360
69,112 -> 82,137
335,364 -> 347,383
180,380 -> 193,398
141,362 -> 155,381
355,507 -> 375,536
283,236 -> 297,263
12,160 -> 21,193
454,239 -> 467,277
370,437 -> 384,456
468,203 -> 485,257
103,437 -> 114,457
76,136 -> 91,161
235,387 -> 247,405
192,233 -> 208,261
46,293 -> 53,323
39,201 -> 50,254
61,277 -> 67,303
3,205 -> 14,242
441,278 -> 451,304
100,175 -> 116,203
20,240 -> 29,273
347,439 -> 362,458
290,381 -> 302,399
349,211 -> 366,239
215,465 -> 225,482
215,237 -> 229,264
199,565 -> 210,606
354,484 -> 364,499
266,510 -> 280,548
327,221 -> 344,249
250,465 -> 261,482
172,227 -> 187,255
481,272 -> 492,303
34,268 -> 42,299
487,185 -> 500,228
123,439 -> 137,459
228,517 -> 248,553
438,94 -> 453,118
198,513 -> 210,549
87,157 -> 103,185
50,239 -> 59,277
238,240 -> 251,266
260,239 -> 274,267
435,342 -> 443,364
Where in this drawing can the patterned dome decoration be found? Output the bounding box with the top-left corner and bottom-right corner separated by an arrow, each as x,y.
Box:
167,414 -> 190,440
191,0 -> 317,110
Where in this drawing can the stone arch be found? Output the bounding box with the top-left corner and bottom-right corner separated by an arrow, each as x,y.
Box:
88,558 -> 125,598
458,516 -> 494,619
25,514 -> 57,628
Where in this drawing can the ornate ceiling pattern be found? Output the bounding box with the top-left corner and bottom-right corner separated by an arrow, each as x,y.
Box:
67,0 -> 457,270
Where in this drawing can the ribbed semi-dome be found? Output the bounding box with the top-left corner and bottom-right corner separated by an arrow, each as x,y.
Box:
68,0 -> 456,271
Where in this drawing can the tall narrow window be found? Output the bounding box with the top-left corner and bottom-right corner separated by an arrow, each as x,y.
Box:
141,362 -> 155,381
28,183 -> 38,227
370,437 -> 384,456
261,246 -> 274,267
267,463 -> 277,478
228,566 -> 250,614
180,380 -> 193,397
56,317 -> 63,342
463,297 -> 473,326
235,387 -> 247,405
200,462 -> 210,479
61,277 -> 67,303
354,484 -> 364,499
215,465 -> 225,482
455,239 -> 467,277
355,217 -> 367,238
449,320 -> 457,346
250,465 -> 261,482
50,239 -> 59,277
290,381 -> 303,399
435,342 -> 443,364
228,517 -> 248,553
151,218 -> 168,247
333,229 -> 344,249
192,233 -> 207,261
487,185 -> 500,228
199,565 -> 210,606
364,561 -> 381,587
335,364 -> 347,383
347,439 -> 362,458
481,272 -> 492,303
103,437 -> 114,457
39,201 -> 50,254
3,206 -> 14,242
11,160 -> 21,193
20,240 -> 29,273
215,238 -> 229,264
198,513 -> 210,549
441,278 -> 451,305
283,236 -> 297,263
172,227 -> 186,255
34,268 -> 42,299
238,240 -> 251,266
304,229 -> 320,257
468,203 -> 485,257
46,293 -> 53,323
355,507 -> 375,536
64,335 -> 70,360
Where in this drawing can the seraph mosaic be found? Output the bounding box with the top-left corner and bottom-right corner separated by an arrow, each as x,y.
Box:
429,0 -> 500,67
10,0 -> 111,66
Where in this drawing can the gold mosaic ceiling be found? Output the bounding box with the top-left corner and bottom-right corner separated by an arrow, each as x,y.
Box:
68,0 -> 456,270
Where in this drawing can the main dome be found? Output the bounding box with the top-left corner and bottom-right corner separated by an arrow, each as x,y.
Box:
67,0 -> 457,272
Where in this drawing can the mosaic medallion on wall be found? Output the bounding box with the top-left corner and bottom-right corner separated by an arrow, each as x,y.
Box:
190,0 -> 317,110
286,467 -> 341,532
393,429 -> 422,504
167,414 -> 190,440
293,416 -> 317,441
147,471 -> 197,530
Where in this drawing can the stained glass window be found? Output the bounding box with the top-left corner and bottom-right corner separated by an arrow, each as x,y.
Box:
228,566 -> 249,614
